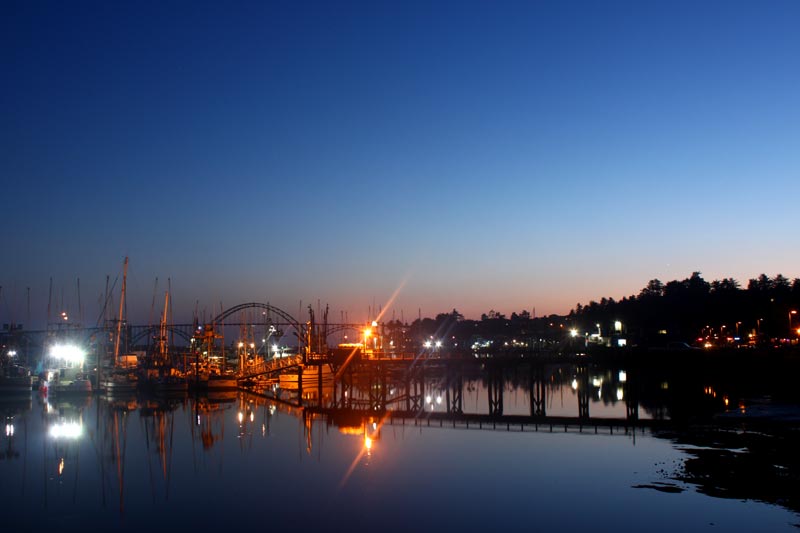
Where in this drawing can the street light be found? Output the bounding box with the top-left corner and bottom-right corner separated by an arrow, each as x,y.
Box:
363,327 -> 372,355
790,310 -> 797,333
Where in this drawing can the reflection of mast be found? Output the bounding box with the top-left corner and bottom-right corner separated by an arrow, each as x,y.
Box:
98,398 -> 132,516
141,400 -> 176,502
113,409 -> 128,515
113,257 -> 128,367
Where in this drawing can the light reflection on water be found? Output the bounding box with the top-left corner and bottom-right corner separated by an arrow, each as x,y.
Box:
1,361 -> 799,532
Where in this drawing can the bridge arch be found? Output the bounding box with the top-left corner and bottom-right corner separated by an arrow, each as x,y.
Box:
129,325 -> 194,347
212,302 -> 303,337
326,324 -> 363,340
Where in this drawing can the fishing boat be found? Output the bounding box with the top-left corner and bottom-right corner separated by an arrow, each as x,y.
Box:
207,371 -> 238,391
140,290 -> 188,395
0,364 -> 32,396
49,370 -> 93,396
98,257 -> 139,395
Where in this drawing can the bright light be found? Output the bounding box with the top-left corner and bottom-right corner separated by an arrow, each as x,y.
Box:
272,345 -> 279,352
435,396 -> 442,405
570,329 -> 578,338
571,379 -> 578,390
7,350 -> 16,357
364,328 -> 372,338
5,424 -> 13,437
238,342 -> 244,348
616,388 -> 624,401
50,344 -> 85,365
371,321 -> 378,327
238,411 -> 244,423
423,341 -> 432,348
425,395 -> 432,404
614,321 -> 622,332
364,436 -> 373,451
435,340 -> 442,348
618,370 -> 627,382
50,421 -> 82,439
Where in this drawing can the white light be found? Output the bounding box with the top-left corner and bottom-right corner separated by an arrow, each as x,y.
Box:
618,370 -> 627,383
616,388 -> 624,401
50,344 -> 85,365
425,395 -> 432,404
571,379 -> 578,390
435,396 -> 442,405
424,341 -> 432,348
5,424 -> 13,437
435,340 -> 442,348
570,329 -> 578,338
50,421 -> 82,439
8,350 -> 16,357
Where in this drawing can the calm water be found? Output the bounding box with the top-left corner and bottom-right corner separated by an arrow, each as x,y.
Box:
2,361 -> 799,532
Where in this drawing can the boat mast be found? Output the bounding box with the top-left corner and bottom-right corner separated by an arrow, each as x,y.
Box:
113,257 -> 128,367
160,290 -> 169,365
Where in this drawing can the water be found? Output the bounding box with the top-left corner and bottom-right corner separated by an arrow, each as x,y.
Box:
2,360 -> 799,532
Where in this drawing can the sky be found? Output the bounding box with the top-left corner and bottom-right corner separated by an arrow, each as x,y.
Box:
2,0 -> 799,328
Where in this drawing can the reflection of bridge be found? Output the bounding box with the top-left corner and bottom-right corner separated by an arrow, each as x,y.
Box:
242,359 -> 658,440
303,406 -> 663,434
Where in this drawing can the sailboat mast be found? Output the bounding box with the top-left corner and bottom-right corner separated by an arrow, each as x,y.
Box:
113,257 -> 128,366
160,291 -> 169,363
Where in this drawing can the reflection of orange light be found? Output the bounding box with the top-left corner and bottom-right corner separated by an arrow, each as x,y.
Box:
723,396 -> 729,407
58,457 -> 65,476
364,436 -> 372,451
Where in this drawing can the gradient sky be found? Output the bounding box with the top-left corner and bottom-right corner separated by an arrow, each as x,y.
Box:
2,1 -> 799,328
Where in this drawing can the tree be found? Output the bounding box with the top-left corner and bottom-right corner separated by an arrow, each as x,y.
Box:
639,279 -> 664,299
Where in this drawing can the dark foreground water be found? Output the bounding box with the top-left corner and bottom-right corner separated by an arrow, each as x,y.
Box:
2,360 -> 799,532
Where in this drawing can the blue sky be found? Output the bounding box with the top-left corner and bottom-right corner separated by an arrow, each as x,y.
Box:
2,1 -> 799,327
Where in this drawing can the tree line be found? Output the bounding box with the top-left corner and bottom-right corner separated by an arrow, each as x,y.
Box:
570,272 -> 800,344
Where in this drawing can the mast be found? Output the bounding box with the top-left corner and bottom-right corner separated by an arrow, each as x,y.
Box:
160,290 -> 169,364
113,257 -> 128,367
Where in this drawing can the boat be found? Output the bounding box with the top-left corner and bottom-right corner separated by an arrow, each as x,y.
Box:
207,372 -> 238,391
49,371 -> 94,396
0,364 -> 32,396
102,369 -> 139,395
98,257 -> 139,395
139,290 -> 188,395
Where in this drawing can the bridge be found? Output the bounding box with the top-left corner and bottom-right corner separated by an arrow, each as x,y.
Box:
1,300 -> 383,364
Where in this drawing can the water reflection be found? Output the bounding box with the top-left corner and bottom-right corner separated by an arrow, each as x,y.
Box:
0,359 -> 798,531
